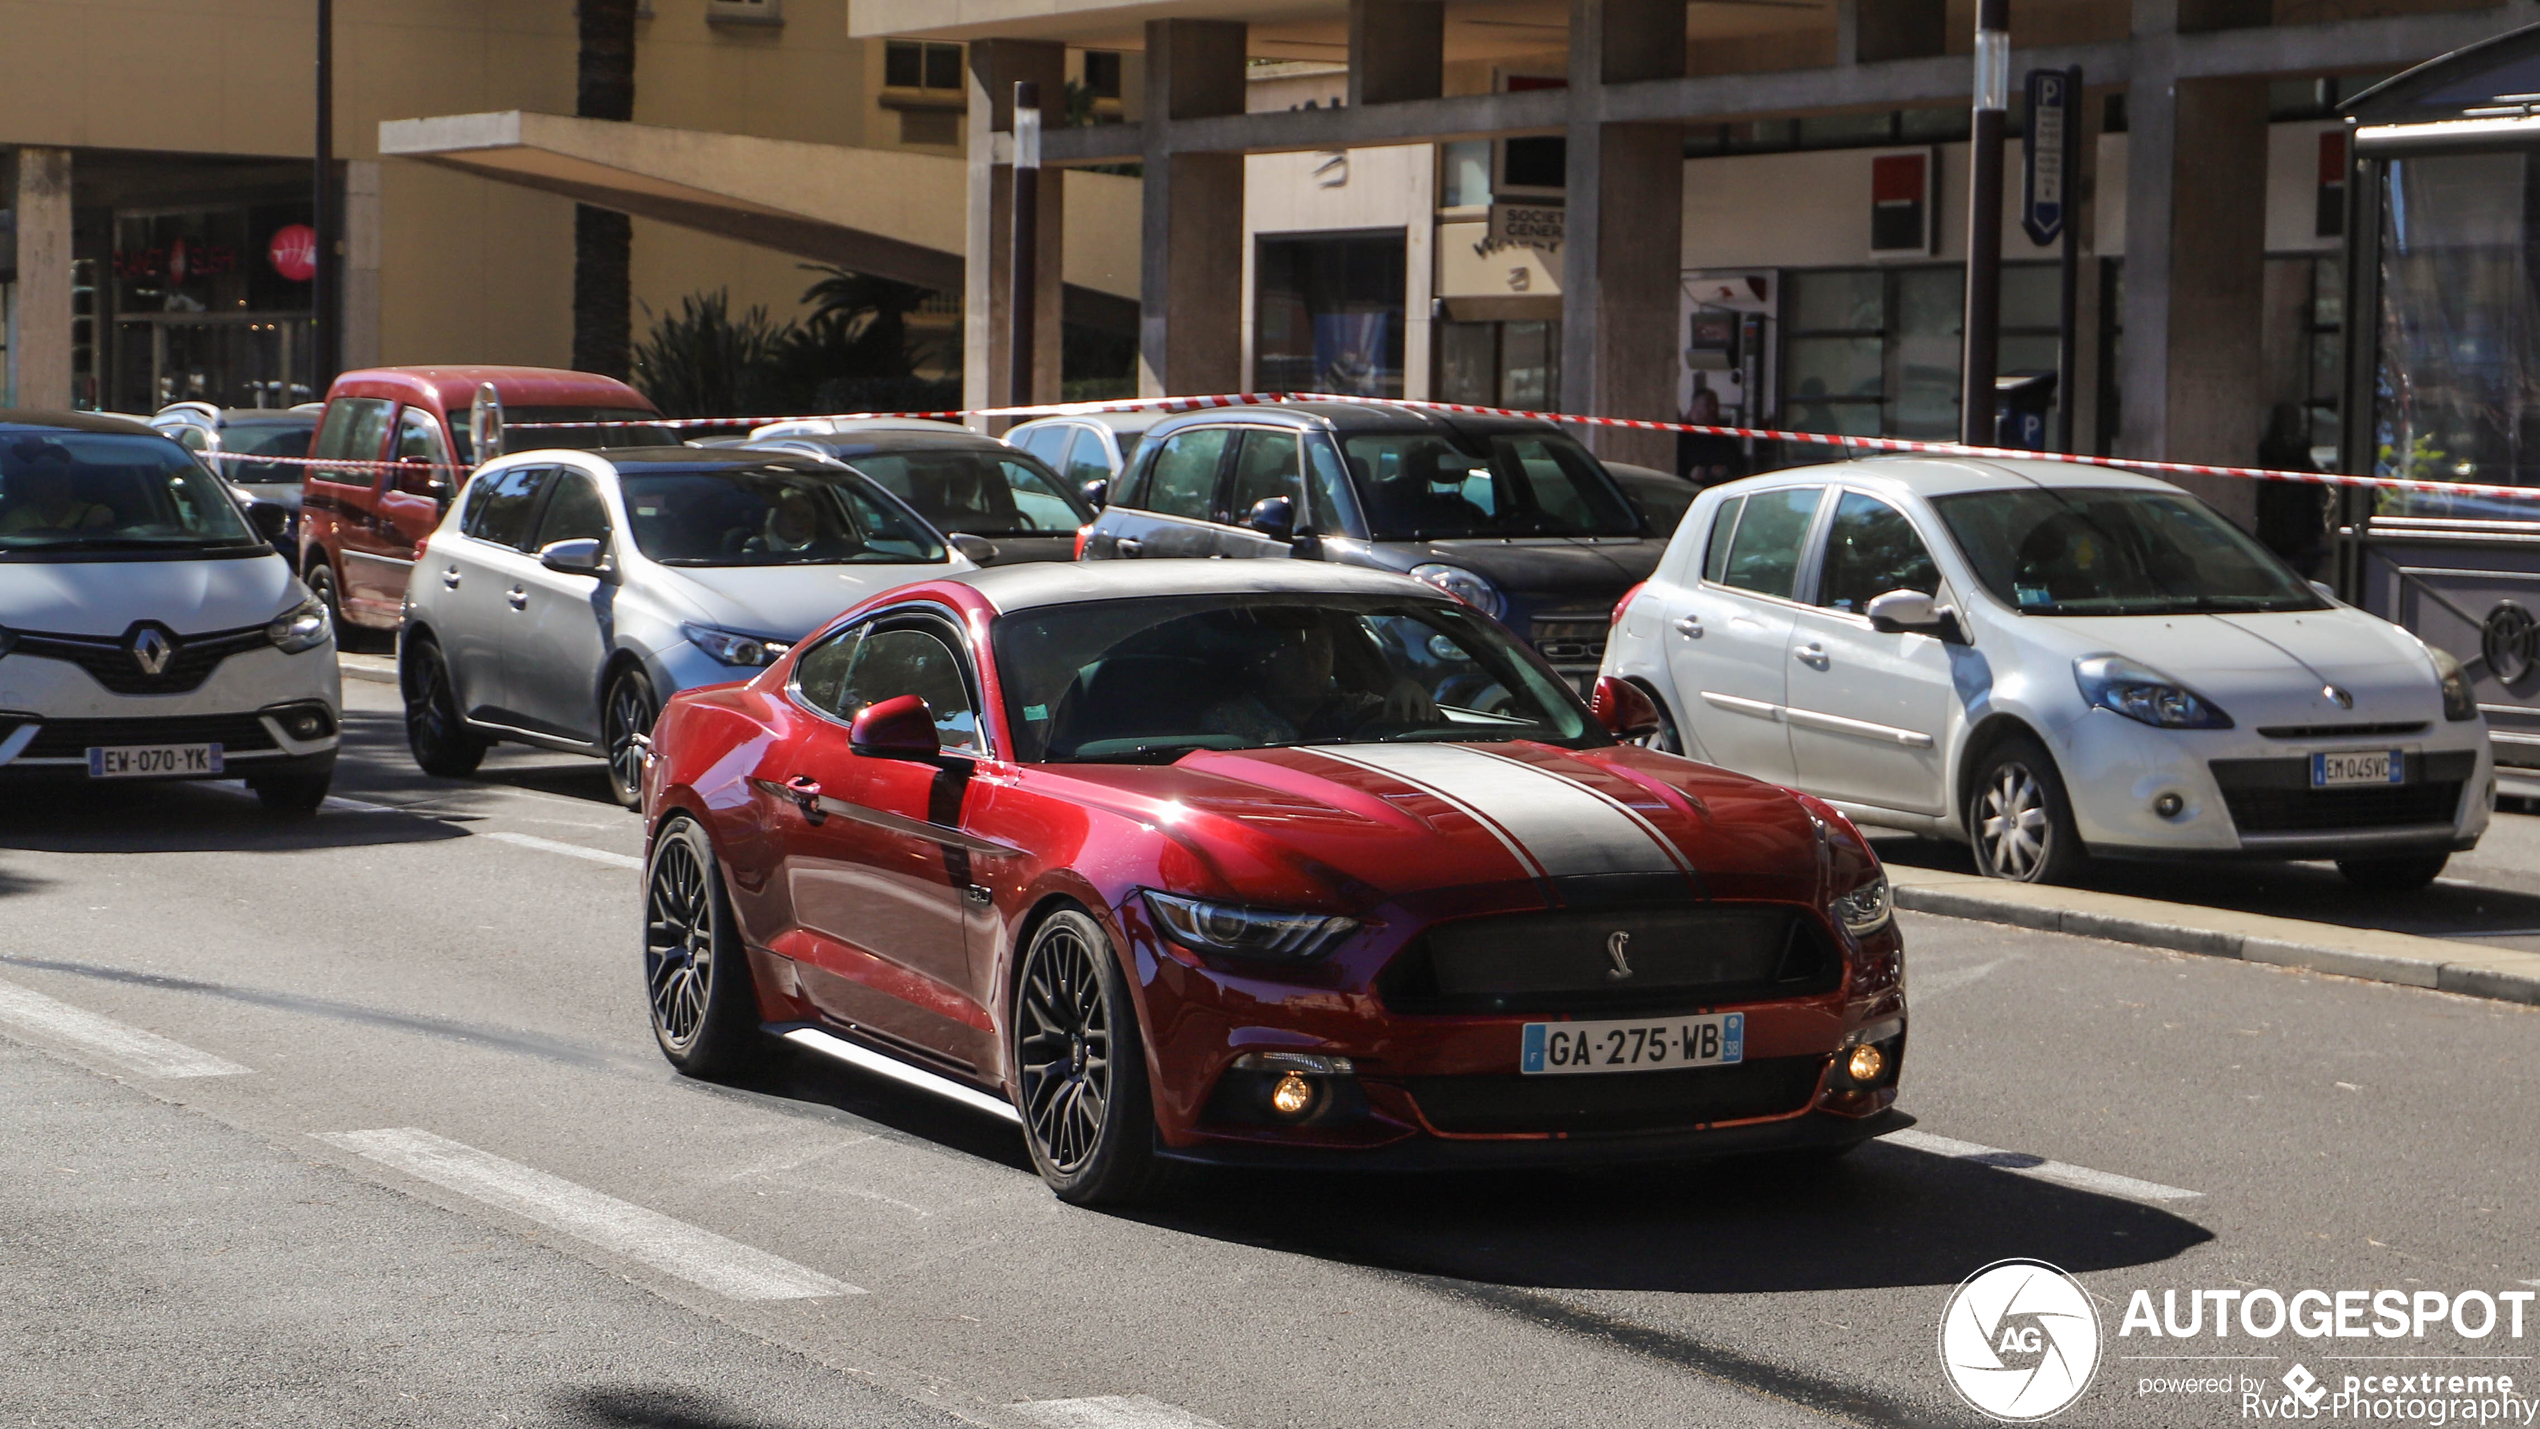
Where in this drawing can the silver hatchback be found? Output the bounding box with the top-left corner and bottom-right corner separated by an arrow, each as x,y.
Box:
397,446 -> 972,805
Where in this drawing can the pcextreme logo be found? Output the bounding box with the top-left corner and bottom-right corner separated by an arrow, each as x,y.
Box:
1940,1259 -> 2105,1422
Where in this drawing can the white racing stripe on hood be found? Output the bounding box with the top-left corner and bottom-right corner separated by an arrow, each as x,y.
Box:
1310,744 -> 1686,878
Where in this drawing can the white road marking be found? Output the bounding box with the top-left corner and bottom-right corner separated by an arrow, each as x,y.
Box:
1010,1397 -> 1229,1429
1883,1128 -> 2203,1204
485,830 -> 644,870
317,1128 -> 861,1301
0,978 -> 249,1078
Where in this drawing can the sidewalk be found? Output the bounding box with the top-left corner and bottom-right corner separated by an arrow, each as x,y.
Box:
339,652 -> 397,685
1888,862 -> 2540,1008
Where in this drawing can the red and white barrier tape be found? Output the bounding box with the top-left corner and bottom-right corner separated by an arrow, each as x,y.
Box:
200,450 -> 470,474
282,390 -> 2540,505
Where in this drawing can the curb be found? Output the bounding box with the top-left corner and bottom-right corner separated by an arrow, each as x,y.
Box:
1890,880 -> 2540,1008
339,656 -> 398,686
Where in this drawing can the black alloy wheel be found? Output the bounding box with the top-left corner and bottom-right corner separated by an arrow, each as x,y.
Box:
402,637 -> 488,777
644,815 -> 762,1077
250,761 -> 335,815
308,560 -> 380,653
1012,908 -> 1163,1205
1967,735 -> 2086,884
603,667 -> 659,810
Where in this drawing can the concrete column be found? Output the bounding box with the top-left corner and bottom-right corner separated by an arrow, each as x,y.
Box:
2064,91 -> 2106,455
1139,19 -> 1246,398
341,160 -> 383,376
1839,0 -> 1946,65
965,40 -> 1067,418
2118,61 -> 2269,522
11,147 -> 73,412
1348,1 -> 1444,106
1560,0 -> 1685,470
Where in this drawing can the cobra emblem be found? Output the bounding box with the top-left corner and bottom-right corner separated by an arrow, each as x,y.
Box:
1605,930 -> 1635,981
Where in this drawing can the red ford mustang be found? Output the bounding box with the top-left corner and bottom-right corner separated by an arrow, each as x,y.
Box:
640,562 -> 1908,1204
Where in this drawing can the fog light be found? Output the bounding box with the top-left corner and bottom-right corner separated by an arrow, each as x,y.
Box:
1269,1071 -> 1314,1119
1845,1044 -> 1886,1084
2153,792 -> 2185,818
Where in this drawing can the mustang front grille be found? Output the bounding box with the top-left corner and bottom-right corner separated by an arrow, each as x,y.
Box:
1380,905 -> 1839,1016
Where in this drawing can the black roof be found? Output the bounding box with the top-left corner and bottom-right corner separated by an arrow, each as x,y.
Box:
577,445 -> 838,474
0,410 -> 161,435
2345,20 -> 2540,133
747,430 -> 1012,460
1141,400 -> 1568,444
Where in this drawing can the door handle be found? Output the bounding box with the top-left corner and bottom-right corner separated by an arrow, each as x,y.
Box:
441,566 -> 461,588
1794,641 -> 1829,668
784,775 -> 825,823
1114,537 -> 1143,558
506,586 -> 528,610
1672,614 -> 1703,638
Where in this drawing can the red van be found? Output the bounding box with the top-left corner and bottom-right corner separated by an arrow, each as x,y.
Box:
298,366 -> 675,636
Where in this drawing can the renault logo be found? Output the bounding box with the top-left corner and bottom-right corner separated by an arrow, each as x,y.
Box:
1605,930 -> 1635,981
129,626 -> 175,677
2324,684 -> 2355,710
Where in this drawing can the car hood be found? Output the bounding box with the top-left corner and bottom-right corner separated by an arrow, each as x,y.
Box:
652,558 -> 973,641
1037,740 -> 1824,908
1347,537 -> 1664,614
0,551 -> 298,637
2020,607 -> 2446,727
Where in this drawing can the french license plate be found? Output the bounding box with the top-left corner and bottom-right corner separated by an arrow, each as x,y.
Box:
87,743 -> 223,778
2312,749 -> 2402,788
1521,1012 -> 1744,1076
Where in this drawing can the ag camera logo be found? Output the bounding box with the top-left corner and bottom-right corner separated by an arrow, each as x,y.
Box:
1941,1259 -> 2103,1421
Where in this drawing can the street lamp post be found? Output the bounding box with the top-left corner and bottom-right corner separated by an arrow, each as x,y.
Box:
1959,0 -> 2010,445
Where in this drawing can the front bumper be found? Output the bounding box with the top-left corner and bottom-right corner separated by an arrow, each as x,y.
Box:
2052,710 -> 2493,858
0,641 -> 342,778
1156,1106 -> 1915,1171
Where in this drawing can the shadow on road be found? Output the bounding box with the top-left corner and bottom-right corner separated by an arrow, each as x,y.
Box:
556,1387 -> 811,1429
0,777 -> 464,854
329,706 -> 624,812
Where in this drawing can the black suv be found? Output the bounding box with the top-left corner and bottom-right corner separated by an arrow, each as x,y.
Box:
1077,402 -> 1666,686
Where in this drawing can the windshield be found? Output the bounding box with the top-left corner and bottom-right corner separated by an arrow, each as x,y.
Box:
221,422 -> 314,483
0,431 -> 262,557
844,449 -> 1092,536
993,595 -> 1599,764
1932,487 -> 2327,616
621,466 -> 949,567
1344,430 -> 1643,540
456,407 -> 680,464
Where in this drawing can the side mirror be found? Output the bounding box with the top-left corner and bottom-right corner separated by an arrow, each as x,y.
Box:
1865,588 -> 1956,637
849,693 -> 940,760
1245,495 -> 1296,540
949,532 -> 1000,566
470,382 -> 505,464
538,537 -> 608,576
2309,579 -> 2336,602
246,503 -> 290,541
1591,675 -> 1664,740
1080,478 -> 1108,509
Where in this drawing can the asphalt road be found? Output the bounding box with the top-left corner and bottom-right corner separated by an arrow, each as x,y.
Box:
1,676 -> 2533,1429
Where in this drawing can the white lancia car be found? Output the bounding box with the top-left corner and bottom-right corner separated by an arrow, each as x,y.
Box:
1601,457 -> 2490,887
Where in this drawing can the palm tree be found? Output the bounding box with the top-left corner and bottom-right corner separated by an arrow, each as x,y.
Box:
574,0 -> 638,378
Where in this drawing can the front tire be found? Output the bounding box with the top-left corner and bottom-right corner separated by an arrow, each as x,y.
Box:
1967,736 -> 2086,884
249,760 -> 335,815
308,559 -> 382,653
1012,908 -> 1164,1206
645,815 -> 765,1078
2336,853 -> 2449,891
603,666 -> 658,810
402,636 -> 488,777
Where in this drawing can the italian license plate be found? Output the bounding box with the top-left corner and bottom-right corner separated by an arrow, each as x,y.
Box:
1521,1012 -> 1744,1076
87,743 -> 223,778
2312,749 -> 2402,788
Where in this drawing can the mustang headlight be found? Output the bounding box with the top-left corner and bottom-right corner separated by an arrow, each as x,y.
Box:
1831,872 -> 1893,936
2430,646 -> 2479,722
267,594 -> 332,654
1142,891 -> 1357,964
1408,563 -> 1505,619
684,623 -> 792,668
2073,654 -> 2233,729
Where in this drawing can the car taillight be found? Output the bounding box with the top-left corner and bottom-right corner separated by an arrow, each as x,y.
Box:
1611,581 -> 1646,626
1074,524 -> 1092,560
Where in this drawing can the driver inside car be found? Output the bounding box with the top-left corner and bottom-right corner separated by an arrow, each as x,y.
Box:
1200,614 -> 1439,745
0,458 -> 118,535
748,485 -> 853,560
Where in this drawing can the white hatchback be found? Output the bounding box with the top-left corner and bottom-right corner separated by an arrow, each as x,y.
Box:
1602,457 -> 2491,887
0,413 -> 340,811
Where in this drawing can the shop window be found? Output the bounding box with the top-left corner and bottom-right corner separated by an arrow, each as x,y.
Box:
1780,263 -> 2063,445
886,41 -> 963,91
1254,233 -> 1406,398
1083,50 -> 1122,101
1437,319 -> 1561,411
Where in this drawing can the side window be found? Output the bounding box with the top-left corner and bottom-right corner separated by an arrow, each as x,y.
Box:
793,626 -> 863,716
1718,487 -> 1821,599
169,425 -> 209,452
311,397 -> 394,481
461,466 -> 552,551
1014,424 -> 1070,467
1305,437 -> 1358,534
1224,430 -> 1303,521
1063,428 -> 1114,489
836,626 -> 981,755
1702,495 -> 1745,584
1136,428 -> 1230,520
393,406 -> 453,497
1818,491 -> 1940,614
533,472 -> 611,548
